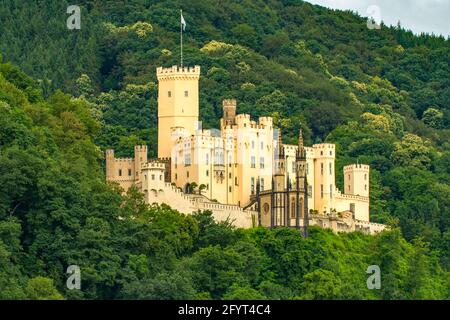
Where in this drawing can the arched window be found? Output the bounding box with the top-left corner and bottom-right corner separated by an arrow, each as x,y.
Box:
291,198 -> 296,218
299,198 -> 304,217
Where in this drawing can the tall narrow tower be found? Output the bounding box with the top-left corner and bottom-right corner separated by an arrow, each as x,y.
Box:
296,129 -> 308,235
156,65 -> 201,159
222,99 -> 237,126
274,132 -> 286,192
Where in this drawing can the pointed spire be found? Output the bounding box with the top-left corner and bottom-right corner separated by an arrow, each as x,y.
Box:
298,128 -> 304,148
277,131 -> 284,157
296,127 -> 306,161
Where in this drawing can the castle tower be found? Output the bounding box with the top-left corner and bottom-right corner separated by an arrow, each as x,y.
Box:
141,162 -> 166,192
105,149 -> 115,181
157,65 -> 201,159
273,131 -> 285,192
222,99 -> 236,126
344,164 -> 369,197
313,143 -> 336,214
134,145 -> 148,182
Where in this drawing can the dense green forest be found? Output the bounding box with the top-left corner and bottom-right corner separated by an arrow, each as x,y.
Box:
0,0 -> 449,299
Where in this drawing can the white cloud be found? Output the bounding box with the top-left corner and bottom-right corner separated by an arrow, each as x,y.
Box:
305,0 -> 450,37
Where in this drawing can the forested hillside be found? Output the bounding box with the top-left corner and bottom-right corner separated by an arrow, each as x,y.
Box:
0,0 -> 449,299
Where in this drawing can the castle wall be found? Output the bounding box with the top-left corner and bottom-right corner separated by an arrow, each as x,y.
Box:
334,192 -> 370,222
143,181 -> 255,229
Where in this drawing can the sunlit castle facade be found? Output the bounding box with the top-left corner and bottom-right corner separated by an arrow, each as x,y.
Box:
106,65 -> 386,235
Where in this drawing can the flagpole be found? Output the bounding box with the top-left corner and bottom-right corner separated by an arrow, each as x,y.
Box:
180,9 -> 183,67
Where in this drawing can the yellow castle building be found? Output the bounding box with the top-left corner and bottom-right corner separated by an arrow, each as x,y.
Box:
106,65 -> 386,235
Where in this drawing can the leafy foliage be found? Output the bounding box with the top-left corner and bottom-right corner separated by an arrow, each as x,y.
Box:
0,0 -> 448,300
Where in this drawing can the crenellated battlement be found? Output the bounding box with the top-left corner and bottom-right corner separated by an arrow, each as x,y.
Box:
334,189 -> 369,202
115,158 -> 134,162
258,116 -> 273,126
142,162 -> 165,170
223,99 -> 237,107
344,164 -> 370,172
313,143 -> 335,150
134,145 -> 148,152
156,65 -> 200,80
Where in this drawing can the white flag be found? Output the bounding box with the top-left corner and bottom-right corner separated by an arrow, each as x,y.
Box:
181,12 -> 186,31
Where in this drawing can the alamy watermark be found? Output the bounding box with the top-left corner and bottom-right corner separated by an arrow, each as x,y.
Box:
66,265 -> 81,290
366,265 -> 381,289
67,5 -> 81,30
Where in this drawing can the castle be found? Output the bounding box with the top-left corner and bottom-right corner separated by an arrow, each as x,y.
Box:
105,65 -> 386,235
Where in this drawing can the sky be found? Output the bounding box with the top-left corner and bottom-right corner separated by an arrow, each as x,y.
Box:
305,0 -> 450,37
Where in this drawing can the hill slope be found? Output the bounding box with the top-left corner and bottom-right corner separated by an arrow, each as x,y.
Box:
0,0 -> 449,299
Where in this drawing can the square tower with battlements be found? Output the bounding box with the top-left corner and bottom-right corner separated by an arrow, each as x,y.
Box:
156,65 -> 201,159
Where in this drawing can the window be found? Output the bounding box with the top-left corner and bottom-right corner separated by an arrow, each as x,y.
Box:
229,186 -> 232,193
308,185 -> 312,197
365,184 -> 367,190
364,174 -> 367,180
229,173 -> 232,179
260,157 -> 265,169
321,151 -> 323,155
251,177 -> 255,194
260,142 -> 264,150
251,156 -> 256,168
206,170 -> 209,177
187,171 -> 189,178
329,163 -> 332,175
159,175 -> 162,180
168,91 -> 172,97
291,199 -> 296,218
251,141 -> 255,149
205,153 -> 209,165
235,177 -> 238,186
151,174 -> 155,180
292,162 -> 296,173
128,169 -> 132,176
215,151 -> 224,165
321,184 -> 324,198
175,173 -> 177,180
184,90 -> 188,97
118,169 -> 122,176
185,154 -> 191,166
330,151 -> 332,156
330,184 -> 333,198
321,163 -> 324,175
261,178 -> 265,191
